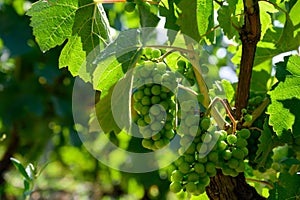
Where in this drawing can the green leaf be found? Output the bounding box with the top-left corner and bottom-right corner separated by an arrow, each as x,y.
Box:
159,0 -> 180,43
289,0 -> 300,26
27,0 -> 78,52
250,70 -> 271,92
258,1 -> 278,39
254,120 -> 274,168
269,173 -> 300,200
27,0 -> 111,78
217,6 -> 239,40
137,2 -> 160,27
221,79 -> 235,104
10,158 -> 31,181
267,56 -> 300,137
196,0 -> 214,39
176,0 -> 200,41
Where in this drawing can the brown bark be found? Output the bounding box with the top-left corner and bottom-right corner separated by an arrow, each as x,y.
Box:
206,0 -> 263,199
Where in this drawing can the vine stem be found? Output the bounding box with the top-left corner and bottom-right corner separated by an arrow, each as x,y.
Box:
206,97 -> 236,133
246,178 -> 274,189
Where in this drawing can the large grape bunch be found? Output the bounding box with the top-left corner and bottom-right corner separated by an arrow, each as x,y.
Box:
132,49 -> 177,150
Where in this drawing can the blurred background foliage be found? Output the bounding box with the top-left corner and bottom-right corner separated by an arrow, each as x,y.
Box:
0,0 -> 237,199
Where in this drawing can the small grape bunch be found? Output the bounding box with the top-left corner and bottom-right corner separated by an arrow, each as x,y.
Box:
176,59 -> 196,86
216,129 -> 250,177
132,59 -> 177,150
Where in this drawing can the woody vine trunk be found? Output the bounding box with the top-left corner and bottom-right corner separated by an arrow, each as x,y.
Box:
206,0 -> 264,199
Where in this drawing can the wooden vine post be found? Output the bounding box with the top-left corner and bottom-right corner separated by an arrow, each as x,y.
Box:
206,0 -> 264,199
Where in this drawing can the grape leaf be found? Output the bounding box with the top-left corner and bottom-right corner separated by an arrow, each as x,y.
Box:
27,0 -> 111,78
196,0 -> 214,40
217,5 -> 239,40
137,2 -> 160,27
269,173 -> 300,200
267,56 -> 300,137
159,0 -> 180,43
254,120 -> 274,169
259,1 -> 277,39
95,85 -> 122,134
176,0 -> 200,41
221,79 -> 235,104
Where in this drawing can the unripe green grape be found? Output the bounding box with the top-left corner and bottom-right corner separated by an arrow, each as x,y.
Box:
141,106 -> 150,115
178,162 -> 190,174
187,172 -> 200,182
185,143 -> 196,154
205,162 -> 216,174
133,102 -> 143,112
151,95 -> 161,104
236,138 -> 248,148
208,151 -> 219,163
236,161 -> 245,172
153,73 -> 162,83
144,115 -> 151,124
151,49 -> 161,58
151,85 -> 161,95
244,114 -> 252,122
227,134 -> 237,145
195,184 -> 206,195
180,135 -> 192,146
198,156 -> 208,163
133,90 -> 144,101
154,139 -> 166,148
142,139 -> 153,149
144,87 -> 151,96
164,121 -> 173,131
170,181 -> 182,193
218,141 -> 228,151
241,147 -> 249,156
197,143 -> 208,154
171,170 -> 184,181
137,118 -> 147,127
199,175 -> 210,187
165,130 -> 175,139
232,148 -> 245,160
184,115 -> 198,127
159,101 -> 169,110
184,154 -> 195,163
188,125 -> 198,137
149,105 -> 161,116
237,129 -> 251,139
174,156 -> 184,166
185,182 -> 197,193
151,121 -> 163,132
151,132 -> 161,141
223,149 -> 232,160
202,133 -> 213,143
124,2 -> 136,12
200,117 -> 211,130
144,47 -> 153,58
228,158 -> 239,169
194,163 -> 205,174
156,62 -> 167,73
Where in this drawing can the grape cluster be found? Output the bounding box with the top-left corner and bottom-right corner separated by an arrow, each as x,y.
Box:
170,114 -> 213,195
132,60 -> 177,150
170,125 -> 251,195
176,59 -> 196,86
217,129 -> 250,176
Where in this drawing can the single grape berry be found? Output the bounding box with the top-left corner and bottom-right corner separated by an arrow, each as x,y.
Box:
227,134 -> 237,145
170,181 -> 182,193
124,2 -> 136,12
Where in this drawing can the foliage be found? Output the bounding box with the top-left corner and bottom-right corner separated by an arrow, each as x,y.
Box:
0,0 -> 300,199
